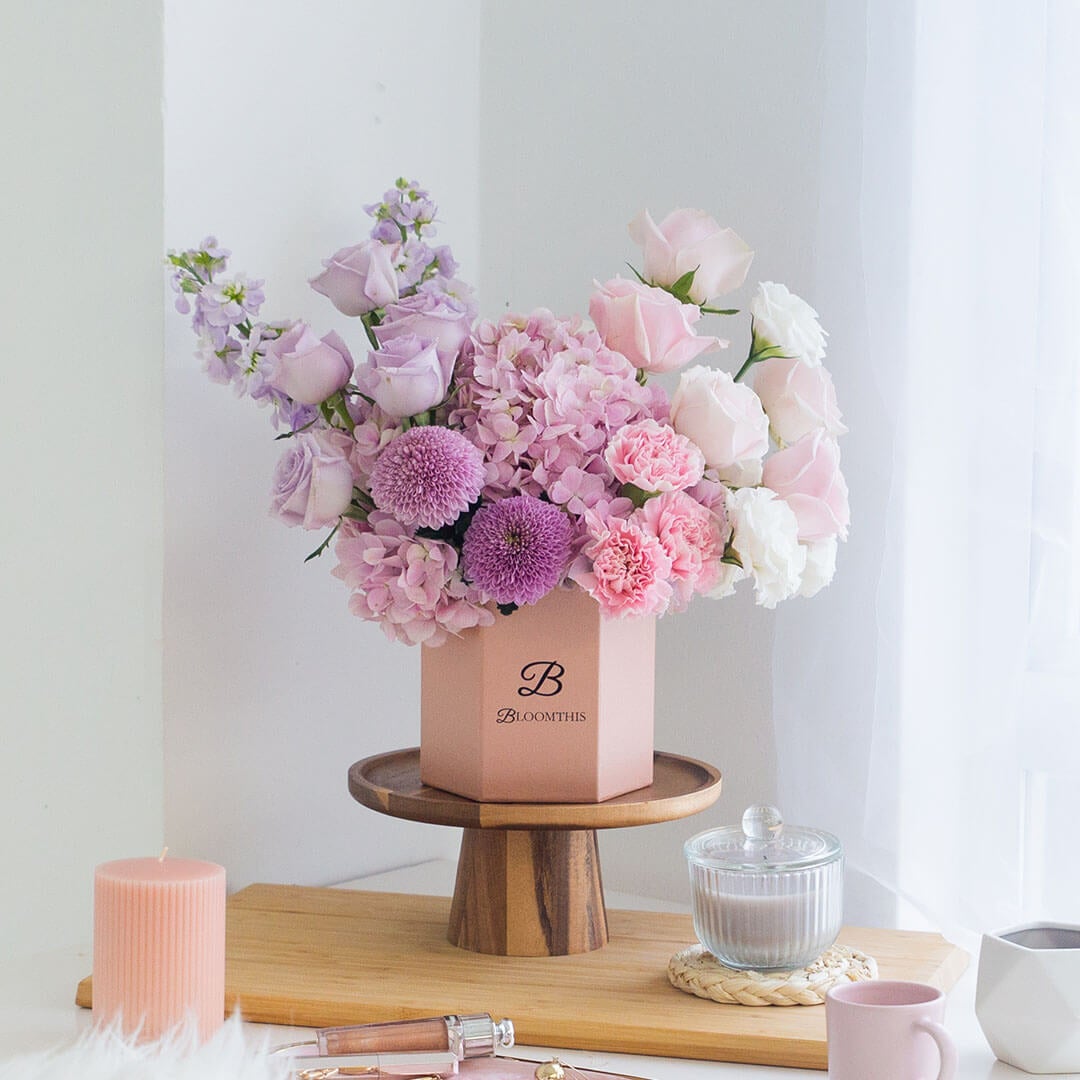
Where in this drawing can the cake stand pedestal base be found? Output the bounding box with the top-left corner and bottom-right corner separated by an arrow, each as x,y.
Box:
348,748 -> 723,957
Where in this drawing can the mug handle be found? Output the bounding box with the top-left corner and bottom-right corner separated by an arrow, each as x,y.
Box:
915,1019 -> 958,1080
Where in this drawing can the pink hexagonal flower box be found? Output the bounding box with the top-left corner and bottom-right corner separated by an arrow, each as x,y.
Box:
420,588 -> 655,803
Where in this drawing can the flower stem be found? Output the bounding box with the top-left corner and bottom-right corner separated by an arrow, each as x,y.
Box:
733,344 -> 791,383
361,314 -> 379,350
304,520 -> 341,562
328,391 -> 356,432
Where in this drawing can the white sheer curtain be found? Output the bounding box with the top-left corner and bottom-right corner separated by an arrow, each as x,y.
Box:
773,0 -> 1080,943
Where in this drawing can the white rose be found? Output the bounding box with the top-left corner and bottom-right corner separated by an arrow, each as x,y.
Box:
727,487 -> 806,608
798,537 -> 838,598
670,366 -> 769,486
750,282 -> 827,367
753,355 -> 847,445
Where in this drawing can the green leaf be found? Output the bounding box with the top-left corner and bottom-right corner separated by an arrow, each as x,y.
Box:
619,482 -> 654,509
670,267 -> 698,300
721,553 -> 744,569
625,263 -> 649,286
700,306 -> 739,316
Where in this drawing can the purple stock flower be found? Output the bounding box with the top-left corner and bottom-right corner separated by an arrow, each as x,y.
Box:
430,246 -> 458,279
462,495 -> 573,606
369,425 -> 485,529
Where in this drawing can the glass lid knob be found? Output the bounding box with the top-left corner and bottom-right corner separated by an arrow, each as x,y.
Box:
742,804 -> 784,842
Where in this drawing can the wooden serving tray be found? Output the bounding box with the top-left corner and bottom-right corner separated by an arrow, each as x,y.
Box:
76,885 -> 968,1071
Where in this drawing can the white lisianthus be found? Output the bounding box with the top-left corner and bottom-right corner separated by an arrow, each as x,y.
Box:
727,487 -> 806,608
798,537 -> 838,598
750,281 -> 827,367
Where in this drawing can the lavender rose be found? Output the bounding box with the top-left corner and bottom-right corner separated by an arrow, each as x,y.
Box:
265,324 -> 354,406
358,334 -> 449,419
375,279 -> 475,372
310,239 -> 399,316
270,429 -> 356,530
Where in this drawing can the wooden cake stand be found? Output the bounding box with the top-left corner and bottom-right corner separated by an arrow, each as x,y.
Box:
348,748 -> 722,958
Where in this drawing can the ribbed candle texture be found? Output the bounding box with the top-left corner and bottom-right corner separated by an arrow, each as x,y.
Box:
93,856 -> 226,1042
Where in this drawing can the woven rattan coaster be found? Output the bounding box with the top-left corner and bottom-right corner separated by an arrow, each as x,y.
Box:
668,943 -> 878,1006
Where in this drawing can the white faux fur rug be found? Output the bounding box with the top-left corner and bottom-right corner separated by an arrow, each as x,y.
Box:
0,1015 -> 291,1080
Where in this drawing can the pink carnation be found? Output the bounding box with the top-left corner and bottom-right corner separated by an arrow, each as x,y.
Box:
635,491 -> 727,611
570,516 -> 673,617
605,419 -> 705,494
331,514 -> 493,646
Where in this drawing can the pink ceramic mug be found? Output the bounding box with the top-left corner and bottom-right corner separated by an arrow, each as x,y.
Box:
826,981 -> 957,1079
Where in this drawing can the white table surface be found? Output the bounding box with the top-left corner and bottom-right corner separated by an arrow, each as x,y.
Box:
0,859 -> 1062,1078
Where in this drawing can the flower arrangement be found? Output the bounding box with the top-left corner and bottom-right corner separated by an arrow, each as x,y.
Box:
169,179 -> 848,646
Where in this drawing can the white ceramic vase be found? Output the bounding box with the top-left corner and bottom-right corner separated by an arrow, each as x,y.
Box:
975,922 -> 1080,1073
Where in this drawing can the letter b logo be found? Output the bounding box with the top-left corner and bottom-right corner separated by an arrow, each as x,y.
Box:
518,661 -> 565,697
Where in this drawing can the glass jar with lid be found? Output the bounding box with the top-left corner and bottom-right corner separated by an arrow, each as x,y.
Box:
684,804 -> 843,971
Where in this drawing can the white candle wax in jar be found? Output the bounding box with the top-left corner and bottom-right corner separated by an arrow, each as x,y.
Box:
685,806 -> 843,970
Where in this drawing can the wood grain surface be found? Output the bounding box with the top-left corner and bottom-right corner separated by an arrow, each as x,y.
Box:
448,828 -> 608,955
348,748 -> 722,830
75,885 -> 969,1071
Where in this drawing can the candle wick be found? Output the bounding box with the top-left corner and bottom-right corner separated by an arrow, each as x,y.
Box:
158,846 -> 169,862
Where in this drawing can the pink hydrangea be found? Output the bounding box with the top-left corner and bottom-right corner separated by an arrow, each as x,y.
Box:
570,515 -> 673,617
331,514 -> 494,646
346,398 -> 404,488
605,419 -> 706,494
635,491 -> 728,611
451,309 -> 667,503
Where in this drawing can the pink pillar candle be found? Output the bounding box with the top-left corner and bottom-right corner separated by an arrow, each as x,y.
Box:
93,856 -> 226,1042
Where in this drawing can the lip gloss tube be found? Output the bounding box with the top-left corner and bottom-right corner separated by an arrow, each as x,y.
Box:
313,1014 -> 515,1059
288,1049 -> 461,1078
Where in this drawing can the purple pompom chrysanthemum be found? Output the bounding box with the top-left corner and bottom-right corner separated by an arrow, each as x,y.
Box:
370,425 -> 485,529
462,494 -> 573,606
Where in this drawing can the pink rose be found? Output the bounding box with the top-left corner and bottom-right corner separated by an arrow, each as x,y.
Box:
754,356 -> 847,444
628,208 -> 753,303
570,517 -> 673,617
635,490 -> 726,611
270,429 -> 356,530
310,240 -> 400,317
762,431 -> 850,541
589,278 -> 723,374
604,419 -> 705,493
264,324 -> 354,406
670,366 -> 770,486
359,334 -> 449,419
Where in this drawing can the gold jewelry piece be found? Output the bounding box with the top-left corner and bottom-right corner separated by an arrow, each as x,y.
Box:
534,1061 -> 566,1080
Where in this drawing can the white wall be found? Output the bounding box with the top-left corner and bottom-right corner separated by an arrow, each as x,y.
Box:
0,2 -> 164,957
163,0 -> 481,888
